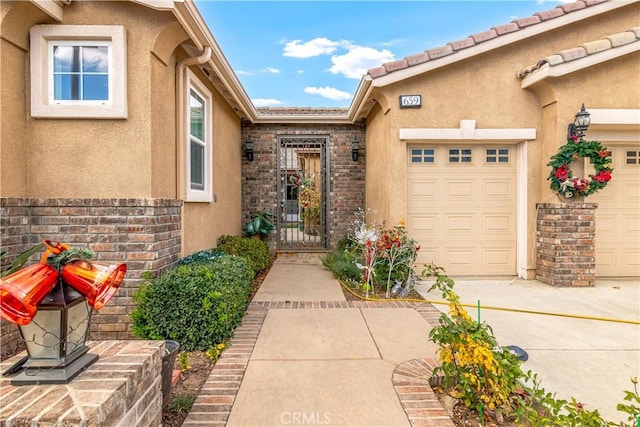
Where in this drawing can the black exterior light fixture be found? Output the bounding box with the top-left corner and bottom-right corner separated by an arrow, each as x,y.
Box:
567,103 -> 591,141
352,138 -> 360,162
244,138 -> 254,161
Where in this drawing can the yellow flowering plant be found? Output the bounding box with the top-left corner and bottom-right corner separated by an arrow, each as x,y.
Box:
423,263 -> 523,417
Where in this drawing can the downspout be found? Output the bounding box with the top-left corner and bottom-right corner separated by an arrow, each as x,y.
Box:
176,46 -> 212,199
175,46 -> 212,256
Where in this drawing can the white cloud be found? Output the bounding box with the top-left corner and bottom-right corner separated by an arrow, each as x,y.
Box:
304,86 -> 351,101
236,70 -> 252,76
263,67 -> 281,74
297,70 -> 304,74
252,98 -> 284,107
328,46 -> 395,79
283,37 -> 344,58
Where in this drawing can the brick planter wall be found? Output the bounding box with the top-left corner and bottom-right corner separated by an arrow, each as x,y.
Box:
241,122 -> 366,251
536,202 -> 597,287
0,198 -> 182,355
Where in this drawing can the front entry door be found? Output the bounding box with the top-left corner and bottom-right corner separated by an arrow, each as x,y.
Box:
276,136 -> 329,250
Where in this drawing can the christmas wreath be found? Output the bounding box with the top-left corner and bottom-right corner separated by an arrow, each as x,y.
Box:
547,136 -> 613,199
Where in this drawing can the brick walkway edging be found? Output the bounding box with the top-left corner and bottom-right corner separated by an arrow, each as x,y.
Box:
182,300 -> 454,426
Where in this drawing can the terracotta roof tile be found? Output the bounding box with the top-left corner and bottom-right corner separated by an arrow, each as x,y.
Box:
581,38 -> 612,54
512,15 -> 542,28
492,23 -> 520,36
607,30 -> 637,47
368,66 -> 387,78
470,29 -> 498,43
558,46 -> 588,61
256,107 -> 348,115
448,37 -> 475,51
367,0 -> 613,80
405,52 -> 430,67
518,27 -> 640,79
426,44 -> 454,60
558,1 -> 587,13
534,7 -> 566,21
384,58 -> 409,73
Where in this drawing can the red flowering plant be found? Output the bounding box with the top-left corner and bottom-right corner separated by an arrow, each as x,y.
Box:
374,220 -> 420,298
348,210 -> 421,299
547,137 -> 613,199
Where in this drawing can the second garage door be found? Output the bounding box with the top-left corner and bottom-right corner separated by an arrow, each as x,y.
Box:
407,145 -> 517,276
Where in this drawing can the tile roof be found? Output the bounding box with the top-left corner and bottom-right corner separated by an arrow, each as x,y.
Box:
256,107 -> 349,116
518,26 -> 640,78
367,0 -> 610,79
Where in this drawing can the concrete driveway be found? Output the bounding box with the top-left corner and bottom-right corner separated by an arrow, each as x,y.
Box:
415,277 -> 640,423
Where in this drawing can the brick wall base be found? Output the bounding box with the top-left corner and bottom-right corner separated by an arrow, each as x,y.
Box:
1,197 -> 182,355
536,202 -> 596,287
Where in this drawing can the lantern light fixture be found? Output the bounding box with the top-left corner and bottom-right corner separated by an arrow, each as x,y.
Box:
567,103 -> 591,141
0,240 -> 126,385
244,139 -> 254,161
352,138 -> 360,162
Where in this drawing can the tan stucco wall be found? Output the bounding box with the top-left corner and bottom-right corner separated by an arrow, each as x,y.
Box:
364,102 -> 392,224
364,4 -> 639,275
182,66 -> 243,255
1,1 -> 243,257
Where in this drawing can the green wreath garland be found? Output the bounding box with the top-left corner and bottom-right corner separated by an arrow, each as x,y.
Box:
547,137 -> 613,199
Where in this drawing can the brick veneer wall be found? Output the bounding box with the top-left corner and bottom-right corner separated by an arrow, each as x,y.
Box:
0,197 -> 182,355
241,122 -> 366,251
536,202 -> 597,287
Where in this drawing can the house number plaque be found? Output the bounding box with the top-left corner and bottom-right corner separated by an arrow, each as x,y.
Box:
399,95 -> 421,108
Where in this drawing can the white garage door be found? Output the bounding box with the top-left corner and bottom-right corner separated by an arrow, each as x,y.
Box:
589,145 -> 640,277
407,145 -> 517,276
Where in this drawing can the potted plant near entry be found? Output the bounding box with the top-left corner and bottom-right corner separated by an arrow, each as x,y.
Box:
244,210 -> 275,240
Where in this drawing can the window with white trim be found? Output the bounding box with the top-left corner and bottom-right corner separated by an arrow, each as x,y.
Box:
410,148 -> 435,163
30,25 -> 127,118
185,69 -> 213,202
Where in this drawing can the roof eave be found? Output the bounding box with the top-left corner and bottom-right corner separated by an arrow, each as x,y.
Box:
521,40 -> 640,88
369,0 -> 634,89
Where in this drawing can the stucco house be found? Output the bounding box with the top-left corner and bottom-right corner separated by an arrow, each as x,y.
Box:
1,0 -> 638,352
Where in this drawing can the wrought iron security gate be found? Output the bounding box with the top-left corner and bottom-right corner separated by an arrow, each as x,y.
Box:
276,136 -> 329,250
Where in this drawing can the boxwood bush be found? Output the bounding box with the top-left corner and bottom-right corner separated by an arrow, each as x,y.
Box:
216,235 -> 270,274
130,255 -> 253,351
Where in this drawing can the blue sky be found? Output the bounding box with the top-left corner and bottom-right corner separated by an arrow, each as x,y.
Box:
195,1 -> 564,108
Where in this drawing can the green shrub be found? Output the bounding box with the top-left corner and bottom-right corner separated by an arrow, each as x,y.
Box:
322,235 -> 362,283
130,256 -> 253,351
216,235 -> 270,273
176,249 -> 225,266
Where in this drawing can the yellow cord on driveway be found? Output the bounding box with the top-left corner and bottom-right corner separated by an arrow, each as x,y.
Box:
339,280 -> 640,326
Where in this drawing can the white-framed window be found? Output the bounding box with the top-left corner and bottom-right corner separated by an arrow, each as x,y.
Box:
30,25 -> 127,118
410,148 -> 436,164
185,69 -> 213,202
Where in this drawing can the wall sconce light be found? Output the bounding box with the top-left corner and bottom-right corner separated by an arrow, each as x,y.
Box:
567,103 -> 591,141
244,139 -> 254,161
0,240 -> 126,385
352,138 -> 360,162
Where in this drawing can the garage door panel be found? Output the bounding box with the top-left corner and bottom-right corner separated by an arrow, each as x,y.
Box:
483,180 -> 514,199
409,180 -> 438,198
484,248 -> 514,267
446,181 -> 474,198
409,215 -> 438,235
484,215 -> 513,233
590,144 -> 640,276
407,144 -> 516,276
445,215 -> 474,234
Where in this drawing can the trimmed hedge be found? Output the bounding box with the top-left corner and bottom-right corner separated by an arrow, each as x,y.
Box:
216,235 -> 270,274
130,255 -> 253,351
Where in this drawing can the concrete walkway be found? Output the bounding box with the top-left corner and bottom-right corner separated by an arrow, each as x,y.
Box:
182,255 -> 640,426
182,255 -> 449,427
